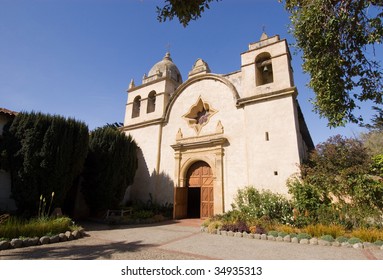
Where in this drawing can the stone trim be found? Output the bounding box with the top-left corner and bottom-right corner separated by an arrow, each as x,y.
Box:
236,87 -> 297,107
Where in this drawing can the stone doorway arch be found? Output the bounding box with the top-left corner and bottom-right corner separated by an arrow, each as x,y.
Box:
172,134 -> 226,219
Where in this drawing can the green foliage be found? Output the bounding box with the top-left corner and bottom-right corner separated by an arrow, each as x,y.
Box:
1,112 -> 89,217
0,216 -> 72,239
348,237 -> 363,244
288,135 -> 383,228
320,235 -> 335,242
336,236 -> 349,243
371,154 -> 383,177
82,126 -> 138,213
284,0 -> 383,127
232,186 -> 294,225
296,232 -> 311,241
156,0 -> 221,27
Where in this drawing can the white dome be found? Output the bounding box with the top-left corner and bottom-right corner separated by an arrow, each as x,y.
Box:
147,52 -> 182,83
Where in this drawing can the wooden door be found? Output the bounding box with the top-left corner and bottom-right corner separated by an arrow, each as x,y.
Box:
173,186 -> 187,219
186,161 -> 213,218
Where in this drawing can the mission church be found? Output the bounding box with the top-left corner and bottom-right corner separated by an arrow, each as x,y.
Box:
122,34 -> 314,219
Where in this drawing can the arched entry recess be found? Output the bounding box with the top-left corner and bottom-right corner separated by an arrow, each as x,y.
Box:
172,134 -> 226,219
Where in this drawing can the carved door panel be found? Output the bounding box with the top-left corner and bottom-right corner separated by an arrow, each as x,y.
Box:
173,187 -> 188,219
187,161 -> 213,219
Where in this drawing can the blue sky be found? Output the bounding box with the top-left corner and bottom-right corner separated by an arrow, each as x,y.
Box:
0,0 -> 379,145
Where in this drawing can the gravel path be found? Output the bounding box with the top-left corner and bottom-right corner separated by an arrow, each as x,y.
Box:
1,220 -> 382,260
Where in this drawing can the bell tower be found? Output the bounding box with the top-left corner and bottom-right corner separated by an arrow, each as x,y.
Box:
240,33 -> 295,99
124,52 -> 182,126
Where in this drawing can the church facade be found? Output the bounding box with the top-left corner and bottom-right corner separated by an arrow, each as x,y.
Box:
122,34 -> 314,219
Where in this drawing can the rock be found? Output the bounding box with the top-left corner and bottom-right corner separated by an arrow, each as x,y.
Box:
234,232 -> 243,238
291,237 -> 299,244
10,238 -> 23,248
283,235 -> 291,242
78,228 -> 85,237
318,240 -> 331,246
59,233 -> 68,242
220,230 -> 227,236
227,231 -> 234,237
39,236 -> 50,245
23,237 -> 39,247
332,241 -> 341,247
341,242 -> 351,248
381,245 -> 383,250
50,235 -> 60,243
267,235 -> 275,241
0,241 -> 10,250
299,238 -> 309,244
276,236 -> 283,242
353,243 -> 364,249
242,232 -> 248,238
247,233 -> 254,239
200,226 -> 205,232
309,238 -> 318,245
72,230 -> 81,239
261,234 -> 267,240
65,231 -> 74,241
253,234 -> 261,239
363,242 -> 374,249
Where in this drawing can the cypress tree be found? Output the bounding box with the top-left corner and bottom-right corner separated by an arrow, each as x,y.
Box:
2,111 -> 89,217
82,126 -> 138,214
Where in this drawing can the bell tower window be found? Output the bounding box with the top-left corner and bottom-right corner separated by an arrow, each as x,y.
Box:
132,96 -> 141,118
256,53 -> 273,86
147,91 -> 156,113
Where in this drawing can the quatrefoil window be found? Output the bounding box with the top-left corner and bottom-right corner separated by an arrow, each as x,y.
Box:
182,96 -> 217,134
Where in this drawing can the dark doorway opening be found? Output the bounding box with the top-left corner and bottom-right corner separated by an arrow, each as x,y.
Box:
187,187 -> 200,218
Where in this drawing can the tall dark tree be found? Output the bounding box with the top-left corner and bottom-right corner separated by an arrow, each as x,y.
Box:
81,126 -> 138,214
1,112 -> 89,216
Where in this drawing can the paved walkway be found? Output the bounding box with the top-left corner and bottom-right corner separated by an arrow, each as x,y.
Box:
1,219 -> 383,260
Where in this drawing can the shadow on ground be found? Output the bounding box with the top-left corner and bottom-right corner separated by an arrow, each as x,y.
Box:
0,239 -> 154,260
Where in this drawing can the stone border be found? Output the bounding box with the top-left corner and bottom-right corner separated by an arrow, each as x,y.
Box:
0,229 -> 87,251
201,227 -> 383,251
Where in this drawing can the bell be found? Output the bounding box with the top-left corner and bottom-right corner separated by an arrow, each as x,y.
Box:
263,65 -> 269,72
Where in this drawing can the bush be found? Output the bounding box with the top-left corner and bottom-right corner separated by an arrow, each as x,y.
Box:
348,237 -> 362,244
232,186 -> 294,225
1,112 -> 89,217
320,235 -> 335,242
297,233 -> 311,241
82,126 -> 138,213
221,220 -> 249,233
336,236 -> 349,243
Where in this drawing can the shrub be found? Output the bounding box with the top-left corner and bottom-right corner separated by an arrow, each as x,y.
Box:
336,236 -> 349,243
221,220 -> 249,233
1,112 -> 89,217
348,237 -> 362,244
207,220 -> 223,233
374,240 -> 383,246
267,230 -> 278,237
232,186 -> 294,225
249,225 -> 266,234
320,235 -> 335,242
82,126 -> 138,214
297,233 -> 311,241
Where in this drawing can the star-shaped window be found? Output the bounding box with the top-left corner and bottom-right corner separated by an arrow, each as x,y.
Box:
182,97 -> 217,134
